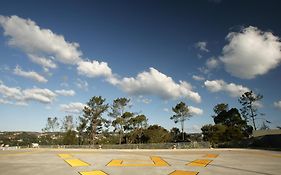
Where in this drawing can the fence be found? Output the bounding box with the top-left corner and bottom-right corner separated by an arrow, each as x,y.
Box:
37,141 -> 210,149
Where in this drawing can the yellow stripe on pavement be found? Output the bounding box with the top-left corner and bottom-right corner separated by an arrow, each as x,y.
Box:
187,159 -> 212,167
106,156 -> 169,167
58,154 -> 73,159
169,170 -> 199,175
65,159 -> 90,167
106,159 -> 123,166
204,154 -> 218,158
80,170 -> 108,175
151,156 -> 170,166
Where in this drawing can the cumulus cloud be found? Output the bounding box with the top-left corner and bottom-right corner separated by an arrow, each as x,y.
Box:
22,88 -> 56,103
206,57 -> 220,69
13,66 -> 47,83
55,89 -> 75,96
204,79 -> 250,97
0,80 -> 57,104
274,101 -> 281,110
60,102 -> 86,114
0,98 -> 12,104
189,106 -> 203,115
110,68 -> 201,103
192,75 -> 205,81
195,41 -> 209,52
77,60 -> 112,78
0,15 -> 82,67
28,54 -> 57,69
220,26 -> 281,79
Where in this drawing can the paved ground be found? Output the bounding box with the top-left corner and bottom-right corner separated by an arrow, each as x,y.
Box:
0,148 -> 280,175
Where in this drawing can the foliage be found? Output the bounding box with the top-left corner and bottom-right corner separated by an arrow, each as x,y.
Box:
82,96 -> 109,145
109,97 -> 131,144
201,103 -> 253,145
170,102 -> 192,141
62,130 -> 77,145
239,91 -> 263,130
42,117 -> 59,132
61,115 -> 74,131
143,125 -> 171,143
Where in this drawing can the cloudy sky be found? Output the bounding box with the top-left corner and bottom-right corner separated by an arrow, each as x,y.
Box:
0,0 -> 281,132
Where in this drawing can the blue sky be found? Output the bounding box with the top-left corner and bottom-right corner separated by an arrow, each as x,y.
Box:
0,0 -> 281,132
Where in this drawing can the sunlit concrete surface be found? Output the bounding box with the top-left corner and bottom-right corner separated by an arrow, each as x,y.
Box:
0,148 -> 280,175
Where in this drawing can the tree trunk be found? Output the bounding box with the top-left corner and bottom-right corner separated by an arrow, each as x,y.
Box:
92,121 -> 96,146
250,104 -> 257,130
181,121 -> 184,141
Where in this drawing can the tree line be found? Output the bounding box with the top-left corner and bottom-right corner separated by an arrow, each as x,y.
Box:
40,90 -> 270,146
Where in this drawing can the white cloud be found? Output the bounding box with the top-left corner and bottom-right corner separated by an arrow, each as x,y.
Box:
206,57 -> 220,69
189,106 -> 203,115
77,60 -> 112,78
76,79 -> 88,91
0,98 -> 12,104
13,66 -> 47,83
195,41 -> 209,52
55,89 -> 75,96
163,108 -> 169,112
220,26 -> 281,79
22,88 -> 56,103
0,81 -> 22,100
111,68 -> 201,103
28,54 -> 57,69
192,75 -> 205,81
204,79 -> 250,97
0,15 -> 82,66
274,101 -> 281,110
0,81 -> 56,104
60,102 -> 86,114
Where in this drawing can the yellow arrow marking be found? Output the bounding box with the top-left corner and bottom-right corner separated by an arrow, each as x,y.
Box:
204,154 -> 218,158
79,170 -> 108,175
169,170 -> 199,175
58,154 -> 73,159
64,159 -> 90,167
107,156 -> 169,167
187,159 -> 212,167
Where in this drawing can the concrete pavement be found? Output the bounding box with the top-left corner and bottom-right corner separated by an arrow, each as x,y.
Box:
0,148 -> 280,175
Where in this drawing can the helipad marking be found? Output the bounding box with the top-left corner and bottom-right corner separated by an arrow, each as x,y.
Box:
204,154 -> 218,158
64,159 -> 90,167
79,170 -> 108,175
151,156 -> 170,166
187,159 -> 212,167
58,154 -> 73,159
107,156 -> 169,167
169,170 -> 199,175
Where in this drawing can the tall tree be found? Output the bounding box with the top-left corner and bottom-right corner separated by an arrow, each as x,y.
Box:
213,103 -> 228,116
61,115 -> 74,131
239,91 -> 263,130
109,97 -> 131,144
42,117 -> 59,132
83,96 -> 108,145
76,116 -> 87,145
170,102 -> 192,141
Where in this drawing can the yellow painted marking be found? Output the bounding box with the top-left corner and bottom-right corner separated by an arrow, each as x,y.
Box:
107,159 -> 123,166
80,170 -> 108,175
58,154 -> 73,159
107,156 -> 169,167
151,156 -> 170,166
204,154 -> 218,158
169,170 -> 199,175
187,159 -> 212,167
64,159 -> 90,167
